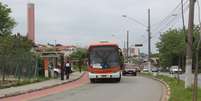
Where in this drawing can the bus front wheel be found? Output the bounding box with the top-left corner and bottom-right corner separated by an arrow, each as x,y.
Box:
115,78 -> 121,82
90,79 -> 96,83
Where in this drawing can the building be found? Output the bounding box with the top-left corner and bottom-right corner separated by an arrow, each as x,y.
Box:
122,48 -> 140,57
34,44 -> 77,57
130,48 -> 140,57
55,45 -> 77,57
122,48 -> 127,57
27,3 -> 35,42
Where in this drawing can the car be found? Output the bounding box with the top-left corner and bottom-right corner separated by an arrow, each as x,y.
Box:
169,66 -> 182,74
53,68 -> 61,78
151,67 -> 159,72
142,67 -> 149,72
53,67 -> 74,78
122,64 -> 137,76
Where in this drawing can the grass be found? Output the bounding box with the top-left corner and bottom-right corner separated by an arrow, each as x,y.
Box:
0,77 -> 49,89
73,65 -> 87,71
142,73 -> 201,101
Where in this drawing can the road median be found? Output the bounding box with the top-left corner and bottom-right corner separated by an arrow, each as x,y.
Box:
141,72 -> 201,101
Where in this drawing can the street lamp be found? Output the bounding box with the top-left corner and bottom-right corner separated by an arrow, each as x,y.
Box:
122,15 -> 127,17
122,15 -> 147,28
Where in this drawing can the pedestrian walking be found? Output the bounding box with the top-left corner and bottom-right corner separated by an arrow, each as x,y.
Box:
78,60 -> 82,73
65,61 -> 71,79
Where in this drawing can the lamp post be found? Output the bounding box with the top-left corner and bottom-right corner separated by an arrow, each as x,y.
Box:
122,13 -> 150,71
122,15 -> 147,28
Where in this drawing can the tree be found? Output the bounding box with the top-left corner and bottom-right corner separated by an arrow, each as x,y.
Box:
69,48 -> 87,61
156,26 -> 201,73
0,2 -> 16,36
0,34 -> 33,81
0,2 -> 34,81
156,28 -> 186,68
69,48 -> 87,71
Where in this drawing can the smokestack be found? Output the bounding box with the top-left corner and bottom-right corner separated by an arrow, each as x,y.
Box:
27,3 -> 35,42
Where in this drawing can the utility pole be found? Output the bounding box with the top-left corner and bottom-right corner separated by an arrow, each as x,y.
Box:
192,0 -> 199,100
124,40 -> 126,49
193,41 -> 199,101
181,0 -> 186,31
148,8 -> 151,72
148,8 -> 151,59
127,30 -> 129,62
177,0 -> 186,82
123,40 -> 126,57
181,0 -> 186,73
185,0 -> 195,89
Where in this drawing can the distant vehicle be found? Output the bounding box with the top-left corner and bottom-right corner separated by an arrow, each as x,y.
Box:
151,67 -> 159,72
169,66 -> 182,74
87,42 -> 124,83
122,63 -> 137,76
143,67 -> 149,72
53,66 -> 74,78
53,68 -> 61,78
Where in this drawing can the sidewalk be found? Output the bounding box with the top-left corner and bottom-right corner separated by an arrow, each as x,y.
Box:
0,72 -> 85,99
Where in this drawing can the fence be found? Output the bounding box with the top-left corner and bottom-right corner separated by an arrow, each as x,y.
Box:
0,53 -> 41,84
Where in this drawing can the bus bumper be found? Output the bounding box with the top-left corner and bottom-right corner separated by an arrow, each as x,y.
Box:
88,71 -> 121,79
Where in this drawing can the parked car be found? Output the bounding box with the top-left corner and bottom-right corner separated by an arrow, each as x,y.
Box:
142,67 -> 149,72
53,67 -> 74,78
151,67 -> 159,72
169,66 -> 182,74
122,63 -> 137,76
53,68 -> 61,78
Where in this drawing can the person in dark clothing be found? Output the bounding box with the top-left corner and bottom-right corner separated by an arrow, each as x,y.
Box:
65,61 -> 71,79
78,60 -> 82,73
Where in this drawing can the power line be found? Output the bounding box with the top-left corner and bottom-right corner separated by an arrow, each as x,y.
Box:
151,3 -> 189,39
151,1 -> 189,37
152,0 -> 189,32
122,15 -> 147,28
152,0 -> 189,29
139,0 -> 189,44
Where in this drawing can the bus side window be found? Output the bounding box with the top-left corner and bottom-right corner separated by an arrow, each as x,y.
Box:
118,48 -> 124,69
87,52 -> 90,66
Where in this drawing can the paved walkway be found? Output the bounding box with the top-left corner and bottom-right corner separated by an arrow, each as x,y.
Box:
0,72 -> 84,98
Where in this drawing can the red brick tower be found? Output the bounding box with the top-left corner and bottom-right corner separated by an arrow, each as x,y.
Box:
27,3 -> 35,42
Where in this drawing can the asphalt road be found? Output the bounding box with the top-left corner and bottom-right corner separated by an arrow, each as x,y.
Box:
32,76 -> 164,101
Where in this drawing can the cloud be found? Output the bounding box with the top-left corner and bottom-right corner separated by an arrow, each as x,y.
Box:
0,0 -> 191,53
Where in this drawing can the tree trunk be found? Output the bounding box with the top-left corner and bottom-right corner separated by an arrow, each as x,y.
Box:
2,66 -> 5,82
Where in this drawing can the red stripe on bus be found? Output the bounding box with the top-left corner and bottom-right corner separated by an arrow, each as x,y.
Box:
87,66 -> 121,73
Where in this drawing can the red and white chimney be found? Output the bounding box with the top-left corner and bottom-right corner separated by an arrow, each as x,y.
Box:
27,3 -> 35,42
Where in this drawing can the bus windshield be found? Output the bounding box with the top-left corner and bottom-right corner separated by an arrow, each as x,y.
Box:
89,46 -> 120,69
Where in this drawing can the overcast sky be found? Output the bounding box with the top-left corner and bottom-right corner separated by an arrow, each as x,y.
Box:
1,0 -> 200,53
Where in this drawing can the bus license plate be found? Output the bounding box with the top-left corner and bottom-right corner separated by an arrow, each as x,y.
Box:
101,75 -> 107,78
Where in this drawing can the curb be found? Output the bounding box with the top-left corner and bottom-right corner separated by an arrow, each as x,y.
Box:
140,74 -> 171,101
0,72 -> 86,99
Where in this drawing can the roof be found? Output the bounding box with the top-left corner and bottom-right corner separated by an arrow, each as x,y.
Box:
88,42 -> 118,48
34,44 -> 77,52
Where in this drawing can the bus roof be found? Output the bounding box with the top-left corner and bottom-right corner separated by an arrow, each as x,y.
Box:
88,42 -> 119,48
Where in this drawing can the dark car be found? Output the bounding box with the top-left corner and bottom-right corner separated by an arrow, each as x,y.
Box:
122,63 -> 137,76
